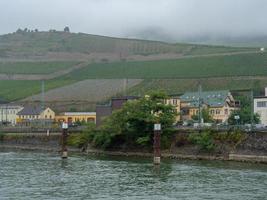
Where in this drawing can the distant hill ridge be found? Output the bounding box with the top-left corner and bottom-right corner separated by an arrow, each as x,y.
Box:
0,31 -> 255,61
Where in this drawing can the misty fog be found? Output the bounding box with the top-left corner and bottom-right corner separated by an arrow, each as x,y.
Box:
0,0 -> 267,42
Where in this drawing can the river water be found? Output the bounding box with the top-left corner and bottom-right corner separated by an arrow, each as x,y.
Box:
0,151 -> 266,200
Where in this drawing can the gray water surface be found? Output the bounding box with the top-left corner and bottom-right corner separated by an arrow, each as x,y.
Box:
0,151 -> 266,200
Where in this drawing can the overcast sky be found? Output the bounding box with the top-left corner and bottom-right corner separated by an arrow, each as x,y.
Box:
0,0 -> 267,40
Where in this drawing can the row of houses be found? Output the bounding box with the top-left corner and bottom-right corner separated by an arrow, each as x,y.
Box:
5,88 -> 267,127
0,105 -> 96,126
96,90 -> 240,126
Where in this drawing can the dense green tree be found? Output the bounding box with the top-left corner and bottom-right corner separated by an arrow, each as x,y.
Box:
228,96 -> 260,125
90,91 -> 177,149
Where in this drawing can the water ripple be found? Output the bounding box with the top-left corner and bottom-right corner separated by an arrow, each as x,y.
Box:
0,151 -> 266,200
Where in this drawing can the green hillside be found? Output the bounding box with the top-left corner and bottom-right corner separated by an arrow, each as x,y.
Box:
0,61 -> 77,74
0,31 -> 254,58
1,51 -> 266,101
0,31 -> 265,102
68,52 -> 267,79
127,78 -> 267,96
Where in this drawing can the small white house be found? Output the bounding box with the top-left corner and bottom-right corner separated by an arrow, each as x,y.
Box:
254,87 -> 267,126
260,47 -> 265,52
0,104 -> 23,125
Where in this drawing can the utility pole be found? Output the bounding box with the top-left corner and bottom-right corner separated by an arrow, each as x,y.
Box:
153,123 -> 161,165
41,80 -> 45,128
251,89 -> 254,132
41,80 -> 45,110
198,84 -> 202,124
5,104 -> 7,125
123,78 -> 128,96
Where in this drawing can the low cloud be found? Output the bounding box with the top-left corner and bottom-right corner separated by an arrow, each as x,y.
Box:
0,0 -> 267,41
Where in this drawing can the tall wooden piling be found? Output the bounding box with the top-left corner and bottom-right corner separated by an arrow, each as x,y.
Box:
153,123 -> 161,165
61,122 -> 68,159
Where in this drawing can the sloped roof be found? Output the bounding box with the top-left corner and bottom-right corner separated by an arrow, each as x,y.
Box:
62,112 -> 96,116
17,106 -> 44,115
180,90 -> 230,108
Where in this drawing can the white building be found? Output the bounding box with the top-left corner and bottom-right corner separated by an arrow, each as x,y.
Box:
0,104 -> 23,125
254,88 -> 267,126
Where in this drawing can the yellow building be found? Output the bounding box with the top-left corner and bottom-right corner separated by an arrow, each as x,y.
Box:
165,97 -> 181,122
16,106 -> 55,125
55,112 -> 96,124
180,90 -> 238,123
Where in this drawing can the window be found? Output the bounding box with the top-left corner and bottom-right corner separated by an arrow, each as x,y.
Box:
173,99 -> 177,105
216,109 -> 220,114
257,101 -> 267,107
210,109 -> 215,115
225,109 -> 228,115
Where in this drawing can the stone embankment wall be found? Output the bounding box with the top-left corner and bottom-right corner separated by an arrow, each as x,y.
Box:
0,133 -> 62,151
0,132 -> 267,163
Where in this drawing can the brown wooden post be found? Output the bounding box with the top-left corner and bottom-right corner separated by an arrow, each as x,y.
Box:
61,122 -> 68,159
153,123 -> 161,165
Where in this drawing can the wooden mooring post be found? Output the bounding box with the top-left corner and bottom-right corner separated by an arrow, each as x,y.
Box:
153,123 -> 161,165
61,122 -> 68,159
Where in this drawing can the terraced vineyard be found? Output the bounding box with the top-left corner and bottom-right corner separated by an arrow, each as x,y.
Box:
0,61 -> 77,74
0,31 -> 254,59
0,79 -> 75,101
24,79 -> 142,102
68,52 -> 267,79
128,78 -> 267,96
0,31 -> 265,103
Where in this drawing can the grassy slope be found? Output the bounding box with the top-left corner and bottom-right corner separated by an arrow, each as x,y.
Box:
0,31 -> 264,101
1,51 -> 267,101
0,61 -> 77,74
68,52 -> 267,79
127,79 -> 267,96
0,32 -> 254,57
0,79 -> 75,101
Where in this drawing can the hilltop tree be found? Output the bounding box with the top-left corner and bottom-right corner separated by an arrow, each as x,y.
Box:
16,28 -> 23,34
64,26 -> 70,32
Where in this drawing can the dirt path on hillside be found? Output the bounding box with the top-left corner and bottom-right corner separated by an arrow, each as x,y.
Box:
0,50 -> 262,81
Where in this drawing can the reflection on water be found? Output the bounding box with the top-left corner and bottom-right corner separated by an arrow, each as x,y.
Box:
0,151 -> 266,200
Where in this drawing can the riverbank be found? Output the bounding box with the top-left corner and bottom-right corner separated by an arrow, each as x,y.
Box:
1,132 -> 267,163
1,143 -> 267,163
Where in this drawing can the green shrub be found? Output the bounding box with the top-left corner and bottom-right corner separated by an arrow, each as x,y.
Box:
175,134 -> 189,147
214,130 -> 246,144
188,131 -> 215,151
67,122 -> 96,148
136,136 -> 150,147
92,131 -> 112,149
0,133 -> 5,141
